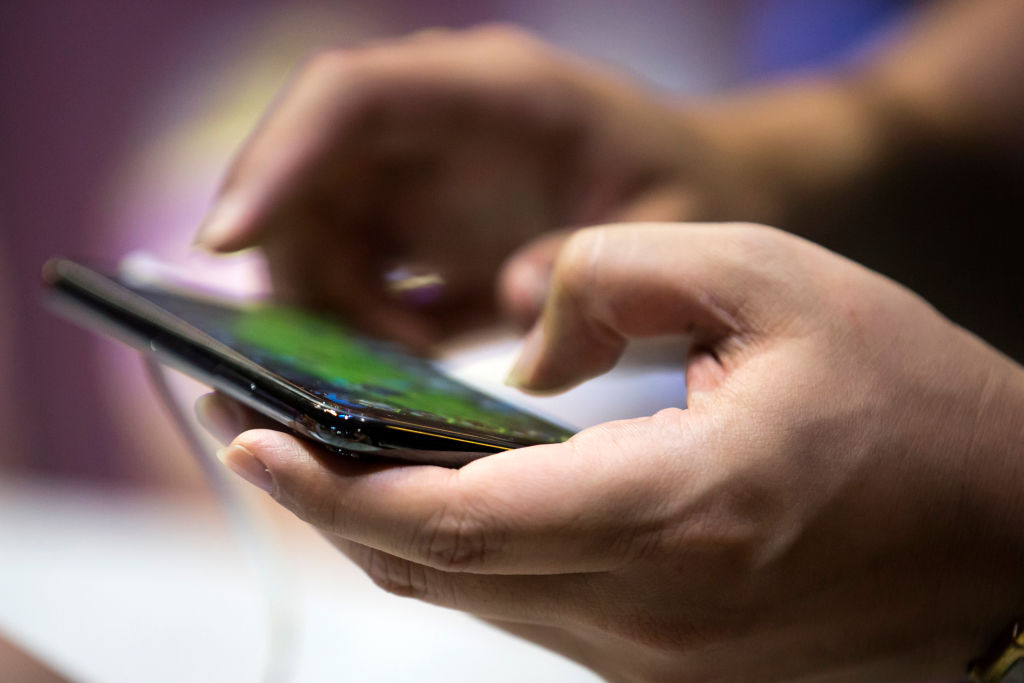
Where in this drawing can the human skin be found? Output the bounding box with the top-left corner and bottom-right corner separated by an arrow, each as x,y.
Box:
194,3 -> 1024,351
191,4 -> 1024,678
202,224 -> 1024,682
194,25 -> 741,343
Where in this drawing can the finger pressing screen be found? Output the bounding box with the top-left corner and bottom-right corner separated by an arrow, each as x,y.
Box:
507,223 -> 811,393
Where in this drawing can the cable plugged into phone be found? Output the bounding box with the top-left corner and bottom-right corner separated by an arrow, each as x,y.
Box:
144,357 -> 298,683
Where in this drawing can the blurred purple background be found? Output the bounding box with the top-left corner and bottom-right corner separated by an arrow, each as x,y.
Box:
0,0 -> 911,488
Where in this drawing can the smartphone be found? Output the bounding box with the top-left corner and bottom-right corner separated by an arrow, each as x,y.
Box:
42,258 -> 573,467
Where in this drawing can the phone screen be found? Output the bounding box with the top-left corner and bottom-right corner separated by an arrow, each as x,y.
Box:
129,285 -> 572,445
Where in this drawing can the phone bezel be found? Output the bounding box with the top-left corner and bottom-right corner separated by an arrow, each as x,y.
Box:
42,258 -> 570,463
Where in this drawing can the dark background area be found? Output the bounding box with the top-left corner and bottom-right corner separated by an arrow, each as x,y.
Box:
0,0 -> 925,486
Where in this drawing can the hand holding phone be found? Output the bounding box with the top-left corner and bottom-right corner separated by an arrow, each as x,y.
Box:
210,223 -> 1024,682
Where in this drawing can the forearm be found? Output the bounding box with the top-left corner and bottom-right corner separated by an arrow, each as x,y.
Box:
865,0 -> 1024,152
681,0 -> 1024,235
669,0 -> 1024,362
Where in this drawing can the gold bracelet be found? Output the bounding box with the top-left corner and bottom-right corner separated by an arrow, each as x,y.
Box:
969,622 -> 1024,682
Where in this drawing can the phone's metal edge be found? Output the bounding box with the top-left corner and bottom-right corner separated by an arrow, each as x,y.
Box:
44,282 -> 337,441
44,259 -> 334,407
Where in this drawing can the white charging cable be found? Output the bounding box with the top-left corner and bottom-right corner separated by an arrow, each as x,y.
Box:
144,357 -> 297,683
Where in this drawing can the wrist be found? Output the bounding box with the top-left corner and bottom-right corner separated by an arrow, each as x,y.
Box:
957,351 -> 1024,662
962,352 -> 1024,545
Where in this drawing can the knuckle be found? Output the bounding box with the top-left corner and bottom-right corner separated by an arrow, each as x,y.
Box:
609,612 -> 731,653
604,513 -> 668,568
724,222 -> 793,263
290,47 -> 384,128
363,549 -> 433,601
295,482 -> 348,533
469,24 -> 556,74
553,227 -> 606,292
302,47 -> 350,76
568,419 -> 627,453
408,26 -> 455,43
670,495 -> 781,582
301,47 -> 374,93
650,406 -> 688,432
414,498 -> 497,571
267,467 -> 349,534
729,222 -> 821,312
470,23 -> 536,45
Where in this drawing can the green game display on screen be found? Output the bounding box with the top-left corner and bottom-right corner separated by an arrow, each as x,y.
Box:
136,287 -> 572,444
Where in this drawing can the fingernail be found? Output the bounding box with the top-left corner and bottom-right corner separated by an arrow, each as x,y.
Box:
195,394 -> 242,444
217,443 -> 274,494
504,322 -> 544,388
194,196 -> 247,250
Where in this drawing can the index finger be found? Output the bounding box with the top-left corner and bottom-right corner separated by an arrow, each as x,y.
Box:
221,407 -> 692,575
194,48 -> 379,252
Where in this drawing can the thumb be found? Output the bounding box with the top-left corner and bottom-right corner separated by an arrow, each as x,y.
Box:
506,222 -> 810,393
